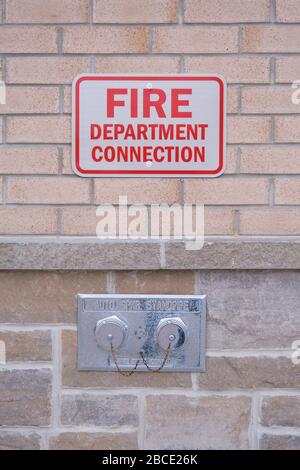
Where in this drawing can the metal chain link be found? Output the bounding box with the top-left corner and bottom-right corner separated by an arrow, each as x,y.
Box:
110,342 -> 172,375
110,342 -> 140,376
139,343 -> 172,373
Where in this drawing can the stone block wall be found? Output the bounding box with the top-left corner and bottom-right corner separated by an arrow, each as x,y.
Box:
0,266 -> 299,450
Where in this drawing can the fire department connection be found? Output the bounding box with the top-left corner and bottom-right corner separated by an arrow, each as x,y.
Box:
90,88 -> 208,164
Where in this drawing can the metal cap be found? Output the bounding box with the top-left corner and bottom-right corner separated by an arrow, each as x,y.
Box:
155,317 -> 187,351
95,315 -> 128,351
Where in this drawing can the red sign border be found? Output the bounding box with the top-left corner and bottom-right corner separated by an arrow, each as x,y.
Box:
74,75 -> 225,176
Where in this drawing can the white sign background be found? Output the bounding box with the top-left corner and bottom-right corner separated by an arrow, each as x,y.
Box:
72,74 -> 226,177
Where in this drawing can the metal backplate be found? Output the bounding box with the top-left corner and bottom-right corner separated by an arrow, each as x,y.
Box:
77,294 -> 207,372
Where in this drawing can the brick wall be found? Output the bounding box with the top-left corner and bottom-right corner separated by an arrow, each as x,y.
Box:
0,0 -> 300,451
0,0 -> 299,235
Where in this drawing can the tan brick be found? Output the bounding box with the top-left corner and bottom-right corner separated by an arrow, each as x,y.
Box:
95,56 -> 180,73
205,207 -> 235,235
0,26 -> 57,53
0,147 -> 59,175
62,147 -> 73,174
184,177 -> 269,205
0,118 -> 2,144
0,178 -> 2,203
240,146 -> 300,174
7,176 -> 90,204
61,206 -> 97,235
0,432 -> 41,450
145,395 -> 251,450
64,85 -> 89,114
7,57 -> 90,84
94,0 -> 177,23
63,86 -> 72,113
0,330 -> 52,362
6,0 -> 89,23
0,271 -> 107,323
94,178 -> 180,204
0,86 -> 59,114
276,0 -> 300,22
62,330 -> 191,388
63,26 -> 148,53
240,208 -> 300,235
7,116 -> 71,144
184,0 -> 270,23
115,271 -> 195,294
243,26 -> 300,52
228,86 -> 239,113
0,207 -> 57,235
61,394 -> 138,426
224,146 -> 238,174
276,57 -> 300,83
185,56 -> 270,83
261,396 -> 300,427
275,177 -> 300,204
241,86 -> 299,114
197,356 -> 300,390
153,26 -> 239,53
260,434 -> 300,450
49,432 -> 138,450
0,369 -> 51,426
275,116 -> 300,143
228,116 -> 272,144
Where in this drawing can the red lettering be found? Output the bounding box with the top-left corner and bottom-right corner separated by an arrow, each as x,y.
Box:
131,89 -> 138,118
105,88 -> 193,118
143,89 -> 166,118
107,89 -> 127,117
92,146 -> 102,161
171,89 -> 192,118
90,124 -> 101,139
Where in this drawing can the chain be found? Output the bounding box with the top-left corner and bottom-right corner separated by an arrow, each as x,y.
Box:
110,342 -> 140,377
110,342 -> 172,375
139,343 -> 172,373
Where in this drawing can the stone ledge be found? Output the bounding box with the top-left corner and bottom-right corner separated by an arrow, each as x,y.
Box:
0,239 -> 299,270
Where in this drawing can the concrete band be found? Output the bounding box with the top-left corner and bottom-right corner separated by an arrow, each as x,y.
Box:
0,239 -> 299,270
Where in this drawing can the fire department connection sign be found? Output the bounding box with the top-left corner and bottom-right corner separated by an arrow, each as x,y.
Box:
72,74 -> 226,177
